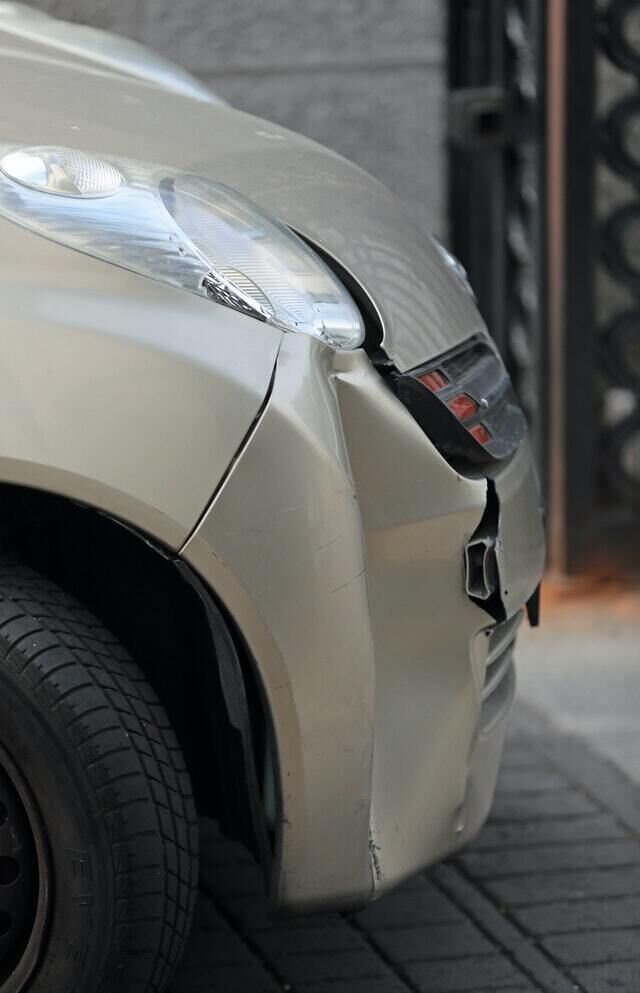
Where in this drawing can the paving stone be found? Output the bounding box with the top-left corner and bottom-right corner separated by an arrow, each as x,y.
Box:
496,767 -> 569,793
370,921 -> 496,962
542,927 -> 640,965
222,893 -> 345,932
199,859 -> 265,898
251,923 -> 366,957
169,961 -> 281,992
460,839 -> 640,878
355,880 -> 463,929
486,866 -> 640,906
433,863 -> 576,993
296,978 -> 410,993
491,789 -> 599,821
178,926 -> 255,968
571,959 -> 640,992
499,744 -> 540,770
513,711 -> 640,837
513,895 -> 640,935
170,702 -> 640,992
454,989 -> 536,993
404,954 -> 529,992
471,814 -> 628,850
269,948 -> 390,983
461,989 -> 535,993
190,897 -> 228,932
218,893 -> 279,931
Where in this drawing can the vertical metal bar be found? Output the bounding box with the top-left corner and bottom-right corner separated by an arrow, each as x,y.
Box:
535,0 -> 549,493
546,0 -> 596,573
546,0 -> 567,571
447,0 -> 508,354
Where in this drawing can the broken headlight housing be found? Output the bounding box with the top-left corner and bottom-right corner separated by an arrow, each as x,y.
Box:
0,145 -> 365,349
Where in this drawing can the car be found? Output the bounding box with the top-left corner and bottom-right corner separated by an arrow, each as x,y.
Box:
0,5 -> 545,992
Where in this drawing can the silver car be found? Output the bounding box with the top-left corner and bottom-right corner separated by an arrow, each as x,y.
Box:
0,6 -> 545,993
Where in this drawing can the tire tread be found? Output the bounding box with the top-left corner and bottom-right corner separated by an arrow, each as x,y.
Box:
0,557 -> 198,993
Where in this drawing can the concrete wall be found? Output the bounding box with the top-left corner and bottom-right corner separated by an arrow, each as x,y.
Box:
27,0 -> 445,234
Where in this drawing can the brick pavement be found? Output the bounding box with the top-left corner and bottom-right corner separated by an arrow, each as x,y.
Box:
169,703 -> 640,993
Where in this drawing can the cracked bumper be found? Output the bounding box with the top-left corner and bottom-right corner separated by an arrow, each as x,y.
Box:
183,334 -> 545,912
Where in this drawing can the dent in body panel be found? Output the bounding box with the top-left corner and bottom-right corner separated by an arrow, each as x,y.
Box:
183,334 -> 377,911
463,448 -> 544,625
332,351 -> 492,893
184,343 -> 500,909
488,442 -> 546,618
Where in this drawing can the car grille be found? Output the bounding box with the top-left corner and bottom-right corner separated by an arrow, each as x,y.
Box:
480,610 -> 522,736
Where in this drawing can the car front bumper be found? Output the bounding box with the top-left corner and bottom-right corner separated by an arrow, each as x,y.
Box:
183,333 -> 545,912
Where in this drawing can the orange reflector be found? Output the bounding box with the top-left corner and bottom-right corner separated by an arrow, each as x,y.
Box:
447,393 -> 478,421
469,422 -> 492,445
418,369 -> 449,392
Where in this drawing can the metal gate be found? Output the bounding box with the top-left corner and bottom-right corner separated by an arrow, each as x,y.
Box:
447,0 -> 640,574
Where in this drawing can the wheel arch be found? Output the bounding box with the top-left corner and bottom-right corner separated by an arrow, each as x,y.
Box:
0,481 -> 273,873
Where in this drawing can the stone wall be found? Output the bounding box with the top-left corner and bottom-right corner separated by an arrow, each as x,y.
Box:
27,0 -> 445,234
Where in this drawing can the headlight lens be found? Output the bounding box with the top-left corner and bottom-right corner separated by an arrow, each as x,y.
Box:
0,145 -> 365,348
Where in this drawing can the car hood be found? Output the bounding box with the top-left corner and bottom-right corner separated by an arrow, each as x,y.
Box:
0,19 -> 486,371
0,2 -> 223,104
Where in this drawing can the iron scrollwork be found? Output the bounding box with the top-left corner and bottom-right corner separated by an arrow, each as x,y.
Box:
599,0 -> 640,508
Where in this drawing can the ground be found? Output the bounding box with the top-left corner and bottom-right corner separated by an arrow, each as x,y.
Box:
169,582 -> 640,993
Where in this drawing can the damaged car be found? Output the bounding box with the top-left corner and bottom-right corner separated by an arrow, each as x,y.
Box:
0,5 -> 545,992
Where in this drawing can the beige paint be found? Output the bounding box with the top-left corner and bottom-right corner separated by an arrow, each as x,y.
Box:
0,219 -> 282,548
1,19 -> 485,373
184,335 -> 377,910
0,11 -> 546,913
184,340 -> 540,909
333,354 -> 492,892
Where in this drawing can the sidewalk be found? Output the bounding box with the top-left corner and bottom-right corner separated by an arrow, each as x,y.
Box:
517,578 -> 640,785
169,587 -> 640,993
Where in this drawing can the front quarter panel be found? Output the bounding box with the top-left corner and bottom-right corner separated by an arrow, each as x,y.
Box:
184,334 -> 377,911
0,220 -> 282,547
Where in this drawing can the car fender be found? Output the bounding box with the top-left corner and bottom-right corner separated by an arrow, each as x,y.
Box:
0,218 -> 282,549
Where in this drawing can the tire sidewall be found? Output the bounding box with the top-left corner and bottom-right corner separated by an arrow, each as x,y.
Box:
0,662 -> 115,993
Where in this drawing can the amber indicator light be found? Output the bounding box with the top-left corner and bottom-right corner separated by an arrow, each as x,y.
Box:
469,422 -> 492,445
418,369 -> 449,393
447,393 -> 478,421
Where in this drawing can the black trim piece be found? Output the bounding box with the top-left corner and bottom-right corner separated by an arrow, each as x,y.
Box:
175,562 -> 273,881
526,583 -> 541,627
391,335 -> 528,464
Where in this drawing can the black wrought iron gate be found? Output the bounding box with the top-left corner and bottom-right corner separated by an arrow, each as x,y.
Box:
448,0 -> 640,575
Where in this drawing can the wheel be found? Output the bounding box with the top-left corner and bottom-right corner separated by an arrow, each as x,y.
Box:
0,559 -> 198,993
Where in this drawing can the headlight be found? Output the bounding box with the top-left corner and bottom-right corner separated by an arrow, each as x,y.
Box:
0,145 -> 365,348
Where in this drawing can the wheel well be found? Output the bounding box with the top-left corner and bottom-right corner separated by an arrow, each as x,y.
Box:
0,483 -> 270,864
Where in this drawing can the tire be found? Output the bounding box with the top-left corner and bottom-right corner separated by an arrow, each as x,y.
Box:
0,558 -> 198,993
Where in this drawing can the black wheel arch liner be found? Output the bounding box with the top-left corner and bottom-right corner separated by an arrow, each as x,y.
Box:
0,484 -> 273,882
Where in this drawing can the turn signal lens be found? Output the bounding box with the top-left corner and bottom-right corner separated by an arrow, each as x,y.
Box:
399,334 -> 528,463
0,147 -> 123,198
447,393 -> 478,421
418,369 -> 449,392
469,423 -> 492,445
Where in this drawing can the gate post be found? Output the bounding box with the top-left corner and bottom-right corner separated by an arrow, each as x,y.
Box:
447,0 -> 549,482
546,0 -> 597,573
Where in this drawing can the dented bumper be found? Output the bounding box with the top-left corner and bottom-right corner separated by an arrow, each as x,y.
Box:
183,334 -> 545,912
